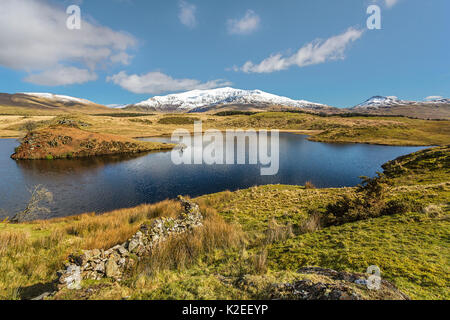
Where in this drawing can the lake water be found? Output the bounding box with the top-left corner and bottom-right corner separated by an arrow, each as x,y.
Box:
0,133 -> 425,219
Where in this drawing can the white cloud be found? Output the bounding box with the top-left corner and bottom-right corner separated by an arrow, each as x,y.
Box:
384,0 -> 399,8
24,66 -> 98,86
0,0 -> 136,85
237,28 -> 363,73
107,71 -> 232,95
178,1 -> 197,28
227,10 -> 260,35
374,0 -> 400,8
425,96 -> 443,101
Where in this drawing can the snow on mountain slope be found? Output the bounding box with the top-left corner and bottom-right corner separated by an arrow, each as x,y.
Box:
21,93 -> 95,105
353,96 -> 450,109
353,96 -> 410,108
128,87 -> 327,111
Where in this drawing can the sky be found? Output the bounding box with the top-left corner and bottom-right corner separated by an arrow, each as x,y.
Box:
0,0 -> 449,108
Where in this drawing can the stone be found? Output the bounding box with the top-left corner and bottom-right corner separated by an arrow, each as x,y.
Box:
105,260 -> 121,279
128,239 -> 140,253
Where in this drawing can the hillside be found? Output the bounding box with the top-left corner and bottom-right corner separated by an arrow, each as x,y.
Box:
0,93 -> 114,115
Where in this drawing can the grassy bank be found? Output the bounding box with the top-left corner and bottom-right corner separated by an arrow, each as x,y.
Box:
0,146 -> 448,300
1,112 -> 449,146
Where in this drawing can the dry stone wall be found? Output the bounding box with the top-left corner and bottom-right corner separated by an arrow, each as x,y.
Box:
57,196 -> 203,290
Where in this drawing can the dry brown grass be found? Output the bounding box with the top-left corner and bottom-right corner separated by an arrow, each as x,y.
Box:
61,200 -> 182,250
299,210 -> 323,234
136,208 -> 245,276
251,249 -> 268,274
264,218 -> 294,244
0,230 -> 30,255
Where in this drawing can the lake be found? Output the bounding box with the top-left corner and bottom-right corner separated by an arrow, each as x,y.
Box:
0,133 -> 426,219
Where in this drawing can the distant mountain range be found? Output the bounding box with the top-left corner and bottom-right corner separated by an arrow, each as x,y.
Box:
353,95 -> 450,108
351,96 -> 450,119
0,90 -> 449,119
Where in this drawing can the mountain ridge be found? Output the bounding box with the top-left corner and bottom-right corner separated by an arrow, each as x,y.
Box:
124,87 -> 329,112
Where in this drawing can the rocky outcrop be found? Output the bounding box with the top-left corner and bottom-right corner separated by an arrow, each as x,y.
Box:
57,196 -> 203,290
269,267 -> 410,300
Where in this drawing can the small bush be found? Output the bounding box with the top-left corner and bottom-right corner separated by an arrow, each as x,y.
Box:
22,121 -> 38,133
381,199 -> 411,216
11,185 -> 53,223
304,181 -> 316,189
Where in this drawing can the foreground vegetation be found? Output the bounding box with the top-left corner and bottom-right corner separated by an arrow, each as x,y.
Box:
1,112 -> 449,146
0,146 -> 448,300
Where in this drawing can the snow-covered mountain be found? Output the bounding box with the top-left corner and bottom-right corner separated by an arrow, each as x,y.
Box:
353,96 -> 410,108
21,93 -> 95,105
353,96 -> 450,109
125,87 -> 328,111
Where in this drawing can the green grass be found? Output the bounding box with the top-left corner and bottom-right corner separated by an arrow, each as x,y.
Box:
268,210 -> 450,300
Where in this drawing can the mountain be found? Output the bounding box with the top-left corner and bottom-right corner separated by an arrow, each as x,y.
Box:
0,92 -> 111,114
354,96 -> 410,108
124,87 -> 330,113
351,96 -> 450,119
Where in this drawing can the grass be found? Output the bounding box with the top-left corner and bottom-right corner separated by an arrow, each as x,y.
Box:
268,210 -> 450,300
1,112 -> 449,146
0,200 -> 183,299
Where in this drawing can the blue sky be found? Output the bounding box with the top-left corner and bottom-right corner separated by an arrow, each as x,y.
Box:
0,0 -> 448,107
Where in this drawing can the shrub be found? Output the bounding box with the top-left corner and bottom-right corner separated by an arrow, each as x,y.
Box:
304,181 -> 316,189
22,121 -> 38,133
324,174 -> 395,226
381,199 -> 411,216
45,155 -> 54,160
10,185 -> 53,223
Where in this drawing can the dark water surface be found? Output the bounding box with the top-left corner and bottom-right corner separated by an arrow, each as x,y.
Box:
0,133 -> 425,219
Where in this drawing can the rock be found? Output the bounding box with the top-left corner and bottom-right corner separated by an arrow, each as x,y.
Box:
93,261 -> 105,273
58,264 -> 81,290
105,260 -> 121,279
127,239 -> 140,253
